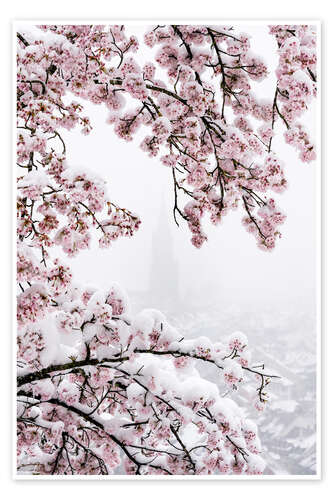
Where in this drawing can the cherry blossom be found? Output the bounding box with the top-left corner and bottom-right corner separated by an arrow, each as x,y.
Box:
17,286 -> 278,475
16,23 -> 316,476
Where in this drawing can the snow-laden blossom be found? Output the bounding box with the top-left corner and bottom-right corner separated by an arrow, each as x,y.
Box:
16,23 -> 314,476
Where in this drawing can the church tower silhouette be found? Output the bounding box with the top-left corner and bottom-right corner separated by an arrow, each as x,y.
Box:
149,196 -> 180,311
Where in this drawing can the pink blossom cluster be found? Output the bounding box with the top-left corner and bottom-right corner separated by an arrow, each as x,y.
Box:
17,281 -> 274,475
56,23 -> 314,251
123,74 -> 148,100
16,23 -> 311,476
242,197 -> 286,251
284,123 -> 316,163
184,200 -> 207,248
269,25 -> 317,159
17,285 -> 50,326
17,326 -> 46,368
17,244 -> 46,283
47,260 -> 72,295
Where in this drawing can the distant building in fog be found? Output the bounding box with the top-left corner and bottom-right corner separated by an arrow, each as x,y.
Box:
149,200 -> 180,307
130,197 -> 181,314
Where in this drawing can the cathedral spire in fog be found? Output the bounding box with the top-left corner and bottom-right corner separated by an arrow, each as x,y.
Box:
149,195 -> 180,308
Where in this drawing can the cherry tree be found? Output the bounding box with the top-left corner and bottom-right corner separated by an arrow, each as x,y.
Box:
16,24 -> 316,475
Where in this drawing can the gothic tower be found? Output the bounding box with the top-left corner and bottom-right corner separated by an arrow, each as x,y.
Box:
149,197 -> 180,311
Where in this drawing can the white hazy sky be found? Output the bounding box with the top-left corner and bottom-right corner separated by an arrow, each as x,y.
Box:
55,24 -> 317,312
